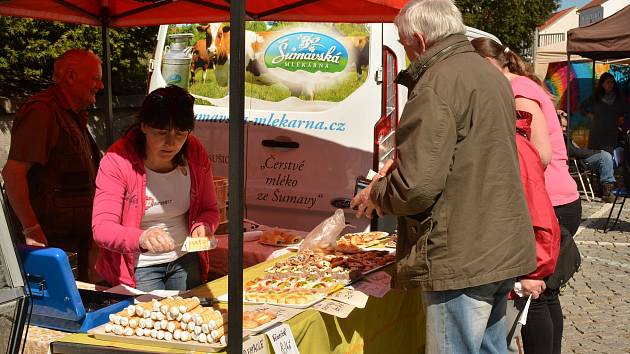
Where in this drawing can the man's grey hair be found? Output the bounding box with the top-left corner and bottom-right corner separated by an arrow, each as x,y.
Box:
53,49 -> 101,82
394,0 -> 465,45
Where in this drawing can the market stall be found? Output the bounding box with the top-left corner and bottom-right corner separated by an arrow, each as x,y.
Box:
0,2 -> 409,352
49,251 -> 425,354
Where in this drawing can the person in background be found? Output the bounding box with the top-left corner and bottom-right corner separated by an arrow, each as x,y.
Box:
580,72 -> 625,155
472,37 -> 582,354
2,49 -> 103,282
558,110 -> 616,203
92,85 -> 219,291
351,1 -> 536,353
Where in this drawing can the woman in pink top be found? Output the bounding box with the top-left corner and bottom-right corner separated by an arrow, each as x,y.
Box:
472,38 -> 581,354
92,86 -> 220,291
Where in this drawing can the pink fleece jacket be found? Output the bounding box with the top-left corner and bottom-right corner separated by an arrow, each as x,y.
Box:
511,76 -> 579,206
92,130 -> 220,287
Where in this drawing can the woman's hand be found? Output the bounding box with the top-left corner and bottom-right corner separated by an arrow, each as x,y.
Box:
520,279 -> 546,299
191,224 -> 217,249
24,226 -> 47,247
139,227 -> 175,253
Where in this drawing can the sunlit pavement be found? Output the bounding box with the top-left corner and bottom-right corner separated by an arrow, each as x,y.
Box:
560,197 -> 630,353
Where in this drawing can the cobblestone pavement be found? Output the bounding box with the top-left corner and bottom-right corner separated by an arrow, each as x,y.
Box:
560,196 -> 630,354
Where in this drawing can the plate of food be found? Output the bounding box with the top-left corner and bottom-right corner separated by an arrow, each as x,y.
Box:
258,228 -> 303,247
336,231 -> 389,253
242,305 -> 303,334
241,307 -> 278,333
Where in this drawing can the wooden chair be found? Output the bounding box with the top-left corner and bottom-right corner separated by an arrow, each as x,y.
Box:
568,158 -> 596,202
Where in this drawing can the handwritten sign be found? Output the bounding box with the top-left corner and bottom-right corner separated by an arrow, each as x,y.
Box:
312,299 -> 355,318
326,288 -> 369,308
181,237 -> 217,252
243,334 -> 269,354
265,324 -> 299,354
353,271 -> 392,298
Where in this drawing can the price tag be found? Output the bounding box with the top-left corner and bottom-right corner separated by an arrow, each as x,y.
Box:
181,236 -> 217,252
326,288 -> 369,308
264,323 -> 299,354
242,334 -> 269,354
353,271 -> 391,298
312,299 -> 355,318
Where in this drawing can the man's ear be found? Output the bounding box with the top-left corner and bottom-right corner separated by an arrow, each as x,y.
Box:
413,32 -> 427,54
64,68 -> 77,84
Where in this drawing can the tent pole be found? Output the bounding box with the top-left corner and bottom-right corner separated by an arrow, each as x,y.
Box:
566,54 -> 572,148
100,6 -> 113,147
227,0 -> 245,352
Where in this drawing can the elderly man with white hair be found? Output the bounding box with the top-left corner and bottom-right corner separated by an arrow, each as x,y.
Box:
2,49 -> 103,282
351,0 -> 537,352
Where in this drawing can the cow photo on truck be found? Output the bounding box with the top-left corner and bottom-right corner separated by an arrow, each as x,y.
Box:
178,22 -> 371,103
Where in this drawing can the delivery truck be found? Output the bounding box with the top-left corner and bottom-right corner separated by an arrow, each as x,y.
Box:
148,22 -> 499,231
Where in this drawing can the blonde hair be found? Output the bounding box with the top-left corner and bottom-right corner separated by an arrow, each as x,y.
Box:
394,0 -> 465,45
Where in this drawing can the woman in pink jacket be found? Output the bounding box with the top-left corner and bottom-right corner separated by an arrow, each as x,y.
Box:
92,85 -> 220,291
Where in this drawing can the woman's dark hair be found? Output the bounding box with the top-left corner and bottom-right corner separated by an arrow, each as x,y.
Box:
470,37 -> 543,87
594,72 -> 619,100
128,85 -> 195,166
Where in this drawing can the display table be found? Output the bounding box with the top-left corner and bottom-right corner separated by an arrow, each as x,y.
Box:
207,235 -> 293,278
50,255 -> 425,354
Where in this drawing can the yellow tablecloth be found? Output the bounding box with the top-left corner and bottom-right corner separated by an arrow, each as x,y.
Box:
51,255 -> 425,353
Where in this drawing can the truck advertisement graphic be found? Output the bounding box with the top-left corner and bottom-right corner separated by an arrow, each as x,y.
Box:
165,22 -> 370,111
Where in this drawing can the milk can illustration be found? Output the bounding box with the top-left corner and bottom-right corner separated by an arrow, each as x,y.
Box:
162,33 -> 193,89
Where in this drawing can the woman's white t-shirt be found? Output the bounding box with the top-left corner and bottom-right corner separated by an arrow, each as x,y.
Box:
137,165 -> 191,268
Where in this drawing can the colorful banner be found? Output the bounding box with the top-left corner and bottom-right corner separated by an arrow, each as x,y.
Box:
544,61 -> 630,130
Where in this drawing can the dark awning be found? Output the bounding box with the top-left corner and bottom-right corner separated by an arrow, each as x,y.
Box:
567,4 -> 630,60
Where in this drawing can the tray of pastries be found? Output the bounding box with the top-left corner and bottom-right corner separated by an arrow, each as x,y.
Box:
89,296 -> 231,351
219,287 -> 327,309
258,228 -> 303,247
264,250 -> 395,283
219,250 -> 396,309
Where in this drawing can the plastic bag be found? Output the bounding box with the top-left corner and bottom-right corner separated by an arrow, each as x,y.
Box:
298,209 -> 346,253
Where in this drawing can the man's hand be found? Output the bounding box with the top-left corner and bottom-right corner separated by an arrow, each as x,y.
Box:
520,278 -> 546,299
24,226 -> 47,247
350,182 -> 384,219
378,159 -> 396,176
139,227 -> 175,253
